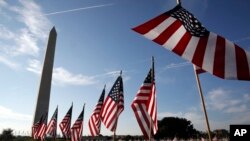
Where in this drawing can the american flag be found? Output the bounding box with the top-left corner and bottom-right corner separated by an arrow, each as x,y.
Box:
131,60 -> 157,139
32,119 -> 41,139
59,104 -> 73,139
46,106 -> 58,139
36,113 -> 48,141
101,74 -> 124,132
71,104 -> 85,141
133,4 -> 250,80
88,86 -> 105,137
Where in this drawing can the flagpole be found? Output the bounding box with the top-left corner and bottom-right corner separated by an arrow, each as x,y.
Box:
148,56 -> 155,141
193,65 -> 212,141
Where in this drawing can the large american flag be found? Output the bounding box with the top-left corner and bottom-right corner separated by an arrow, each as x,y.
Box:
46,106 -> 58,139
59,104 -> 72,139
131,65 -> 157,139
88,86 -> 105,137
35,113 -> 47,141
71,104 -> 85,141
101,75 -> 124,132
133,4 -> 250,80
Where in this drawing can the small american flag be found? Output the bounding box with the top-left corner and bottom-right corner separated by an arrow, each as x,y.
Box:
36,113 -> 47,141
59,104 -> 73,139
46,106 -> 58,139
101,74 -> 124,132
32,120 -> 41,139
131,59 -> 157,139
88,86 -> 105,137
71,104 -> 85,141
133,4 -> 250,80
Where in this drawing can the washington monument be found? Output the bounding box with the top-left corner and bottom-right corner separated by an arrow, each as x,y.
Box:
33,27 -> 57,124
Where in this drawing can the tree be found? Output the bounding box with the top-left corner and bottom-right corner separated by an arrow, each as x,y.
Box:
154,117 -> 200,140
213,129 -> 229,139
0,128 -> 15,141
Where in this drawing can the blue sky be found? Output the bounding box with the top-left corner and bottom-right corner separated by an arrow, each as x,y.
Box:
0,0 -> 250,136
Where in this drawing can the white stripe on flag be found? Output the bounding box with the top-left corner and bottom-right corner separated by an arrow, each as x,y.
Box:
202,32 -> 217,73
134,103 -> 150,138
181,36 -> 200,61
225,39 -> 237,79
163,25 -> 186,51
144,17 -> 176,40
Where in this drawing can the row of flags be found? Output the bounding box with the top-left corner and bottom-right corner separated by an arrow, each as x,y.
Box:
32,63 -> 157,140
32,104 -> 85,141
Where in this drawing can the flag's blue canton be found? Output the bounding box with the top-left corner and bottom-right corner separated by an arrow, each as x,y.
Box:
99,90 -> 105,102
144,69 -> 153,83
109,76 -> 123,102
167,5 -> 209,37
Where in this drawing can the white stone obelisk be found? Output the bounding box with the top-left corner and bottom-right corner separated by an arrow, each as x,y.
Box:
33,27 -> 57,124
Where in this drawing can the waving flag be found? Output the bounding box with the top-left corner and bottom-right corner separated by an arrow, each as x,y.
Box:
32,121 -> 40,139
133,4 -> 250,80
71,104 -> 85,141
88,86 -> 105,137
46,106 -> 58,139
131,58 -> 157,139
101,73 -> 124,132
59,104 -> 73,139
36,113 -> 48,141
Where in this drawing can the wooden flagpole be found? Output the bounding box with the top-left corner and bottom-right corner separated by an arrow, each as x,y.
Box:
193,65 -> 212,141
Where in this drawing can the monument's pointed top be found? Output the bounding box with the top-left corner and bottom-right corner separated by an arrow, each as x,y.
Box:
50,26 -> 57,35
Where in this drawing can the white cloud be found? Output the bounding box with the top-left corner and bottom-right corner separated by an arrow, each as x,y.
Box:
14,29 -> 39,56
11,0 -> 51,40
0,56 -> 20,70
26,59 -> 41,74
27,59 -> 97,86
0,24 -> 15,40
0,0 -> 52,69
0,105 -> 32,121
53,67 -> 97,86
206,88 -> 249,114
0,0 -> 7,7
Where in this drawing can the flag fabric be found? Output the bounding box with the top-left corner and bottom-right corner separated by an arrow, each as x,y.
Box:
59,104 -> 73,139
32,115 -> 43,139
133,4 -> 250,80
88,86 -> 105,137
71,104 -> 85,141
101,75 -> 124,132
46,106 -> 58,139
36,113 -> 48,141
131,65 -> 158,139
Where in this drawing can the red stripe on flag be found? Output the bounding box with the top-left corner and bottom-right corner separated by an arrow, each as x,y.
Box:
132,14 -> 169,34
192,37 -> 209,67
235,45 -> 250,80
172,32 -> 192,56
153,20 -> 182,45
213,35 -> 225,78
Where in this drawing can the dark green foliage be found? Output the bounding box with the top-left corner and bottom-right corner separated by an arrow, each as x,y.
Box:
154,117 -> 201,140
0,128 -> 15,141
